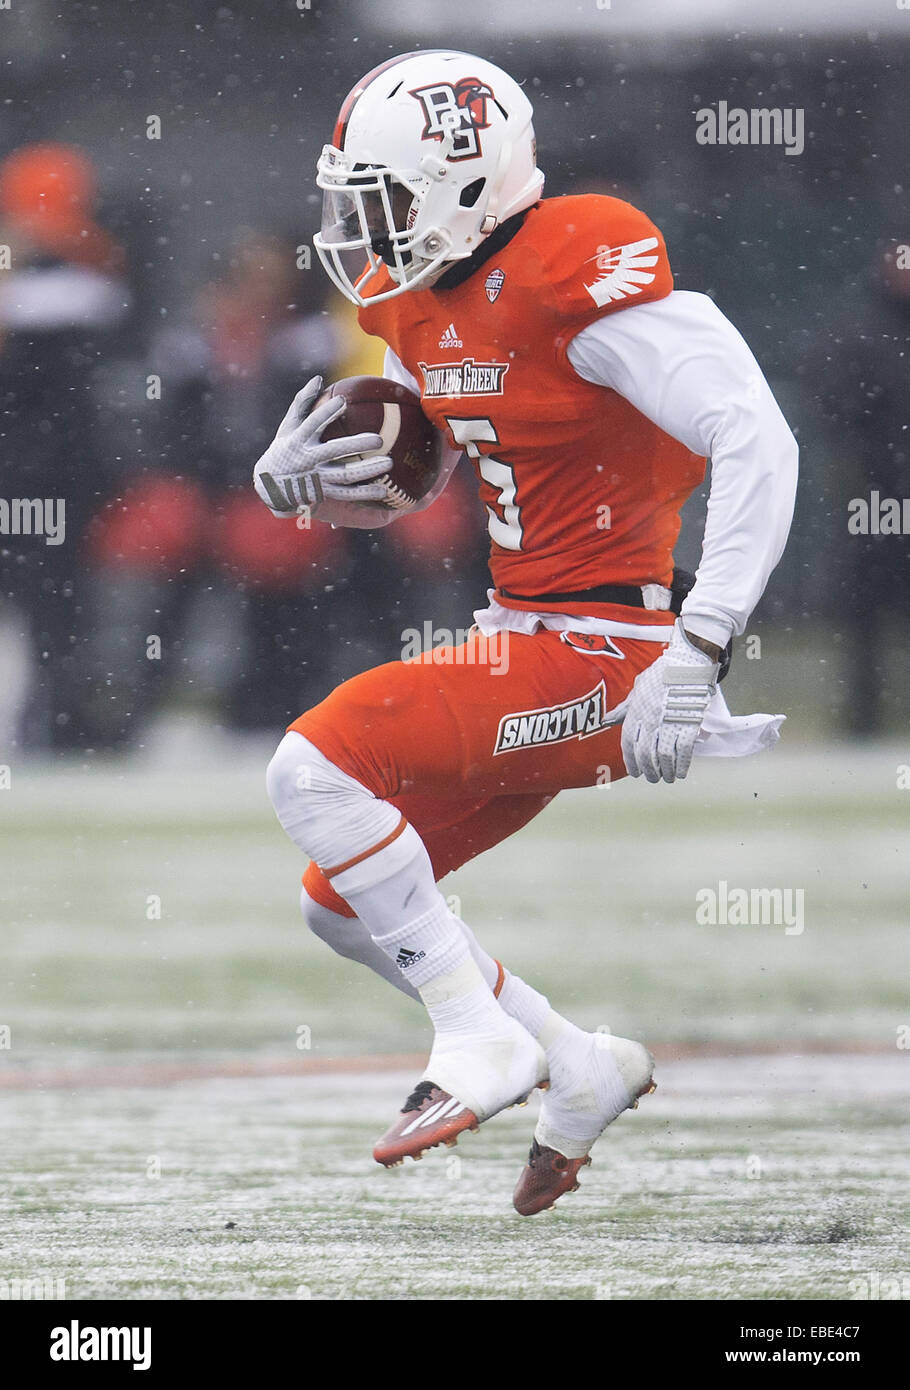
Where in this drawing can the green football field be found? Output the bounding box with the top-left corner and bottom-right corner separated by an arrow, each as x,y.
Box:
2,733 -> 908,1299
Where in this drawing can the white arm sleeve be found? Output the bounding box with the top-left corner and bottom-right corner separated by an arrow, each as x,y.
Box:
311,348 -> 459,530
567,291 -> 798,647
382,345 -> 422,395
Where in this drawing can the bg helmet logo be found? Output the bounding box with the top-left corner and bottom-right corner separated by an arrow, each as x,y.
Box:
410,78 -> 494,159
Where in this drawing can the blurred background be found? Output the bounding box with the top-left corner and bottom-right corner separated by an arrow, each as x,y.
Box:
1,0 -> 909,755
2,2 -> 908,1304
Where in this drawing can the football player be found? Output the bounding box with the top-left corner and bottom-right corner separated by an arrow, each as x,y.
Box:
254,50 -> 798,1214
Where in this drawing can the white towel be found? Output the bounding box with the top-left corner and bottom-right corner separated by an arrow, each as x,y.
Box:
473,592 -> 784,761
696,688 -> 784,758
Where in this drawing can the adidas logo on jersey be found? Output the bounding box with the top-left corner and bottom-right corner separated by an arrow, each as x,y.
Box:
584,237 -> 660,308
395,947 -> 427,969
438,322 -> 463,349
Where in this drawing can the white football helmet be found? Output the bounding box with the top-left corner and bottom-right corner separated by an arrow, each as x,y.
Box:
314,50 -> 544,306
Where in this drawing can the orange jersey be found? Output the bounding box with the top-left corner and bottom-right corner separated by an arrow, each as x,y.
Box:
357,194 -> 706,617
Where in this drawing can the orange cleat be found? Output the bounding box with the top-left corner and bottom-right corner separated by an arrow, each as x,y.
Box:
512,1140 -> 593,1216
373,1081 -> 479,1166
513,1076 -> 657,1216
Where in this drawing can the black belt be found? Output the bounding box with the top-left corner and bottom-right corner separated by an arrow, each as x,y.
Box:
498,569 -> 733,682
498,567 -> 699,616
498,582 -> 677,613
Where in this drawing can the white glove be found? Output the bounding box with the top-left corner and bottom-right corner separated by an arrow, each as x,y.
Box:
253,375 -> 393,517
621,619 -> 720,784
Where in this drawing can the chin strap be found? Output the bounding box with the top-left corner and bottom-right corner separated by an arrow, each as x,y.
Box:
433,208 -> 531,291
481,138 -> 514,232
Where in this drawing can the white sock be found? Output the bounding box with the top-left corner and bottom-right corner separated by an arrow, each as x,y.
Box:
269,731 -> 504,1029
498,970 -> 551,1039
300,886 -> 419,999
419,956 -> 518,1043
271,732 -> 530,1000
300,883 -> 560,1051
449,916 -> 552,1037
325,818 -> 513,1040
362,891 -> 470,992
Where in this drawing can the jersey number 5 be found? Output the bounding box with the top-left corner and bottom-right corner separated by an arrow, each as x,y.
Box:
446,416 -> 524,551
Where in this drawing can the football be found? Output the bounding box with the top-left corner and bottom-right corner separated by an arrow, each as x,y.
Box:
316,375 -> 441,510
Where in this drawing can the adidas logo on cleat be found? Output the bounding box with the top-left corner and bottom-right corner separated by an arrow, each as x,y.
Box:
395,947 -> 427,969
373,1079 -> 481,1167
400,1095 -> 468,1135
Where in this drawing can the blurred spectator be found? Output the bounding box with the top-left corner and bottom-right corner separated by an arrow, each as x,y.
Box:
809,238 -> 910,735
85,231 -> 366,741
0,143 -> 130,750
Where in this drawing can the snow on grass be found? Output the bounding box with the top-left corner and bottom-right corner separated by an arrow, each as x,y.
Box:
0,1056 -> 907,1300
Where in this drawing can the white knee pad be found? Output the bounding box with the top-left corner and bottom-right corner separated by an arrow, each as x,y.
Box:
266,730 -> 419,887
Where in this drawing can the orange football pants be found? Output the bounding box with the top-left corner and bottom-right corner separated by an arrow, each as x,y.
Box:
289,629 -> 662,918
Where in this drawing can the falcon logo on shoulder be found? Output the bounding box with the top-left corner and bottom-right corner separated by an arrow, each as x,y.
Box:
410,78 -> 494,160
583,237 -> 660,307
